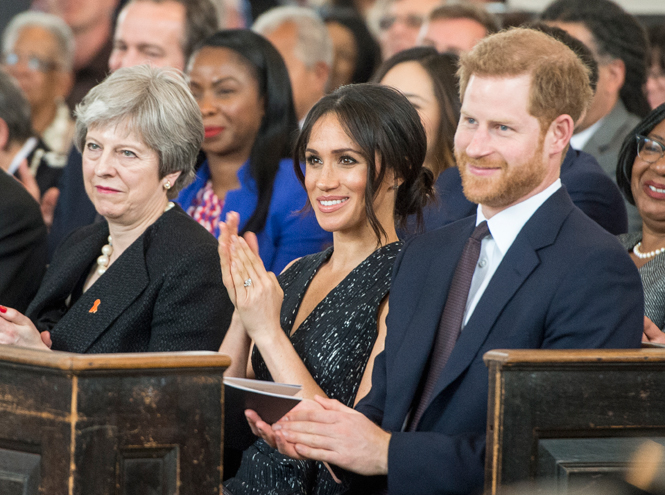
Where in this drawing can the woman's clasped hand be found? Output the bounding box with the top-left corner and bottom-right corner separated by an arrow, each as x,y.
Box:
0,305 -> 50,350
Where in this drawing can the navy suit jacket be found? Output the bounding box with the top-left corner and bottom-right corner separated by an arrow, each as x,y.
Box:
354,188 -> 643,494
418,147 -> 628,235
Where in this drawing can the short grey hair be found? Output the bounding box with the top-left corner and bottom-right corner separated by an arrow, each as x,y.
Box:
2,12 -> 75,72
253,6 -> 333,69
74,65 -> 203,198
0,69 -> 32,145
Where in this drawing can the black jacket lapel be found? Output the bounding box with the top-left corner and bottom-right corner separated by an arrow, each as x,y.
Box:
50,237 -> 150,353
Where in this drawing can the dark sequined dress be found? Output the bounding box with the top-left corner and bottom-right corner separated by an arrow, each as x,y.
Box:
223,241 -> 402,495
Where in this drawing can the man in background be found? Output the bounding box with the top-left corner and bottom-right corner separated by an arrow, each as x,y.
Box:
542,0 -> 650,232
417,3 -> 499,55
372,0 -> 442,60
253,6 -> 332,123
35,0 -> 120,109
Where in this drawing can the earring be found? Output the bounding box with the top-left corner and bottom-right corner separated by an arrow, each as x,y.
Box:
389,178 -> 399,191
164,180 -> 172,190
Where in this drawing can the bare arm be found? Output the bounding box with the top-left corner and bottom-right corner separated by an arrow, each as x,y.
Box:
354,296 -> 388,406
219,311 -> 252,377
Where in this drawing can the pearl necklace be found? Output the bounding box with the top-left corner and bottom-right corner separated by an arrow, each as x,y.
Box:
96,202 -> 175,276
633,241 -> 665,260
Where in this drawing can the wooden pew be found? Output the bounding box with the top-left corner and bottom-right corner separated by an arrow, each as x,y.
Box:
0,346 -> 230,494
484,349 -> 665,494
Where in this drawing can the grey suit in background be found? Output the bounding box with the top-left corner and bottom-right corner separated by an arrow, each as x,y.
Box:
580,100 -> 642,232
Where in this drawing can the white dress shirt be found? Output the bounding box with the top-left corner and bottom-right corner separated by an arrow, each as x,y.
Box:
462,179 -> 562,327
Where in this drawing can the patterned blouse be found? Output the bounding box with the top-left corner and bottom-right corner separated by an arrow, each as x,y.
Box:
186,180 -> 224,236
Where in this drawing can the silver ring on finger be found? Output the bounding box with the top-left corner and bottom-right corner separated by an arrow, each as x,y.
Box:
243,278 -> 253,287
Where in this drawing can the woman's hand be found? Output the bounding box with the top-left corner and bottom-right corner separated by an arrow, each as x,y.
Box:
219,212 -> 241,305
643,316 -> 665,344
218,212 -> 261,306
0,306 -> 51,350
229,235 -> 284,344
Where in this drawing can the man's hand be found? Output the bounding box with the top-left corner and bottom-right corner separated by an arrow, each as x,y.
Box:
273,395 -> 391,476
245,399 -> 324,457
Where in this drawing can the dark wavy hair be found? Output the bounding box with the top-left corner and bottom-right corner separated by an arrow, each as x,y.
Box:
372,47 -> 460,177
616,103 -> 665,205
320,7 -> 381,85
540,0 -> 650,118
293,83 -> 435,240
194,30 -> 299,234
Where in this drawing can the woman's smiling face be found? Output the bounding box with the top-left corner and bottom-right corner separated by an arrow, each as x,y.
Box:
304,113 -> 394,236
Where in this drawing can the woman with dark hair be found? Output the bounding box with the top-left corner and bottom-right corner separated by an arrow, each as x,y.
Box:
320,7 -> 381,91
372,47 -> 459,233
373,47 -> 459,178
616,103 -> 665,339
219,83 -> 434,494
177,30 -> 331,273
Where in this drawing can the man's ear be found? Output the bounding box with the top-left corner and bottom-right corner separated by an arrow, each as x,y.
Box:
604,58 -> 626,96
55,71 -> 74,100
313,61 -> 331,93
547,114 -> 575,157
0,119 -> 9,151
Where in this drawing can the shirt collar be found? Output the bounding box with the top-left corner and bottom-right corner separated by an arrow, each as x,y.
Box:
476,179 -> 561,256
569,116 -> 605,150
8,137 -> 38,175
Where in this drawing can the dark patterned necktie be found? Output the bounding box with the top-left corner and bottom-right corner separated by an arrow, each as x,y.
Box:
407,221 -> 490,432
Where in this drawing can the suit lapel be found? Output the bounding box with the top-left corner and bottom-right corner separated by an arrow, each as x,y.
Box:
386,220 -> 474,425
30,225 -> 108,316
420,189 -> 575,422
50,234 -> 150,353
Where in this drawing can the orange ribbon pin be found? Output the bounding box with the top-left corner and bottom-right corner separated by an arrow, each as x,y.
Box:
89,299 -> 101,313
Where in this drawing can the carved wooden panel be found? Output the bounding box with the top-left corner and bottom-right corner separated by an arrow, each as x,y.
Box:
0,349 -> 229,495
484,349 -> 665,494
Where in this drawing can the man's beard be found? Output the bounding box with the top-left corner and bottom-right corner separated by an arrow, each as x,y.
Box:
455,138 -> 547,209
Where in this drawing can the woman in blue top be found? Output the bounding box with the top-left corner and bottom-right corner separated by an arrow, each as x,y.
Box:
177,30 -> 332,273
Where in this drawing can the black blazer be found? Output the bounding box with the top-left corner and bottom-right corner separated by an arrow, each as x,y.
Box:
27,205 -> 233,353
0,171 -> 47,312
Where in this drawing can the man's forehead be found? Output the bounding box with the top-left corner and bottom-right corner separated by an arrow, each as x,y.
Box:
116,1 -> 186,38
389,0 -> 441,16
462,74 -> 534,116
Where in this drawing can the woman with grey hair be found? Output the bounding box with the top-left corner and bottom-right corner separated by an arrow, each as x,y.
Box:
0,65 -> 233,353
2,12 -> 75,162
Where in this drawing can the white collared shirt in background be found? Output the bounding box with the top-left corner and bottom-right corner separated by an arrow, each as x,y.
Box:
569,117 -> 604,150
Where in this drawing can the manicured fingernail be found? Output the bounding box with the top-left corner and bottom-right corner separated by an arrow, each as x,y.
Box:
273,424 -> 281,431
0,306 -> 6,313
